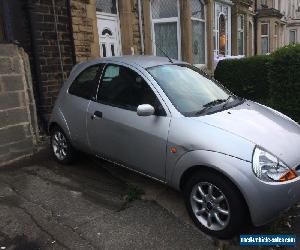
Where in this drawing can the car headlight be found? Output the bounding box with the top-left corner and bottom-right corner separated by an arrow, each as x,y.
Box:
252,147 -> 297,182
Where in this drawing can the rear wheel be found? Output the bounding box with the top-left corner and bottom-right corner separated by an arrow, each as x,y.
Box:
183,170 -> 247,239
50,126 -> 74,164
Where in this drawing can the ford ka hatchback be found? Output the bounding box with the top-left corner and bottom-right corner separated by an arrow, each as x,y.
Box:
49,56 -> 300,239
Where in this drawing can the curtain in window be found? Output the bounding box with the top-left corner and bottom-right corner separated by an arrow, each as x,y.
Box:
191,0 -> 204,19
237,15 -> 244,55
261,37 -> 269,54
289,31 -> 296,44
192,20 -> 205,64
154,22 -> 178,60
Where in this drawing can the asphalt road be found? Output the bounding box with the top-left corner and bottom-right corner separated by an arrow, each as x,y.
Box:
0,149 -> 299,250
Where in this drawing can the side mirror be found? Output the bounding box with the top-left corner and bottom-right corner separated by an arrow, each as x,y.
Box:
137,104 -> 155,116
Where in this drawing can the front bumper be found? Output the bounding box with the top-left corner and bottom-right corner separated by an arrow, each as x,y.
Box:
239,163 -> 300,226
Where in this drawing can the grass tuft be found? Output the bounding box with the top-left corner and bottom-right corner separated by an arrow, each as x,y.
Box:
124,184 -> 145,202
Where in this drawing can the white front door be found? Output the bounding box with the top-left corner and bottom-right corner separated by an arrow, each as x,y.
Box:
97,13 -> 121,57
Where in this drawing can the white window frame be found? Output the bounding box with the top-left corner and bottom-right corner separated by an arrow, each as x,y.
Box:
213,2 -> 231,57
150,0 -> 181,60
261,22 -> 270,54
191,0 -> 207,66
237,14 -> 245,55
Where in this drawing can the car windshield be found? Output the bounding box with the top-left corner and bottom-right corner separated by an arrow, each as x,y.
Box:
147,64 -> 236,116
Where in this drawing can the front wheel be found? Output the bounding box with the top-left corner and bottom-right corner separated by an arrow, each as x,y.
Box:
50,126 -> 74,164
183,171 -> 248,239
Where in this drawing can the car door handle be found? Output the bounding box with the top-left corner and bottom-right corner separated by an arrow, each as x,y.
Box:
91,111 -> 102,120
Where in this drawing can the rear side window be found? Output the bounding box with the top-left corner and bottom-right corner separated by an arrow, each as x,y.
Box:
69,64 -> 102,99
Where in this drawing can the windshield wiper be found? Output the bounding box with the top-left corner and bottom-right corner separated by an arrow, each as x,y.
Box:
191,99 -> 227,116
203,99 -> 227,108
187,95 -> 238,117
222,95 -> 235,109
190,96 -> 236,116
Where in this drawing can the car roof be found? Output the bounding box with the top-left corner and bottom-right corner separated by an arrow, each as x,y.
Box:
84,55 -> 186,69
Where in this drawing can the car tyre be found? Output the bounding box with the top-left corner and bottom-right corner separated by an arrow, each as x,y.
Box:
50,126 -> 75,164
183,170 -> 248,239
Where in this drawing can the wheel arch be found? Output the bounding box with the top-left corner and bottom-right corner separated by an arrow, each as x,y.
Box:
180,164 -> 251,224
170,150 -> 253,224
48,106 -> 71,140
49,122 -> 60,133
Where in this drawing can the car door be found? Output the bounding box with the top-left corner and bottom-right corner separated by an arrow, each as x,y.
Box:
61,63 -> 103,151
86,63 -> 171,180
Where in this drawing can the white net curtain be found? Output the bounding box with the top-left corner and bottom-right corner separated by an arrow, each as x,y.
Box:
191,0 -> 205,64
151,0 -> 206,63
151,0 -> 179,60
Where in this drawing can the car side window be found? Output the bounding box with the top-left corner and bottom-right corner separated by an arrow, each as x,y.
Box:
97,64 -> 165,115
69,64 -> 102,99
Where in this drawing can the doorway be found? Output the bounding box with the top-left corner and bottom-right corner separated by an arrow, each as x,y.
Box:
96,0 -> 121,57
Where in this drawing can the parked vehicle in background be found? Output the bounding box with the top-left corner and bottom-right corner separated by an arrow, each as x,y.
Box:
49,56 -> 300,239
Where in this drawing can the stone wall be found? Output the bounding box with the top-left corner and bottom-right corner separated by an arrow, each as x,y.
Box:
0,44 -> 38,167
132,0 -> 143,55
71,0 -> 100,62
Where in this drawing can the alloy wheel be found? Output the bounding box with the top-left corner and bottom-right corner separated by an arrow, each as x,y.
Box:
52,131 -> 68,161
190,182 -> 230,231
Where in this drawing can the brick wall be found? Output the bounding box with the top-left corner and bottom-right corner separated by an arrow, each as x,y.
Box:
0,44 -> 38,167
71,0 -> 100,62
31,0 -> 75,117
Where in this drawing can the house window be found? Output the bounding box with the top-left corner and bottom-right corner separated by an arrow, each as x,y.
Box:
213,2 -> 231,57
274,23 -> 278,49
289,30 -> 297,44
248,21 -> 254,55
151,0 -> 180,60
191,0 -> 206,65
96,0 -> 117,14
219,14 -> 226,55
237,15 -> 245,55
261,23 -> 269,54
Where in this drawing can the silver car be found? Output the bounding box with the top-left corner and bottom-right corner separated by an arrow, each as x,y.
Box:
49,56 -> 300,239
